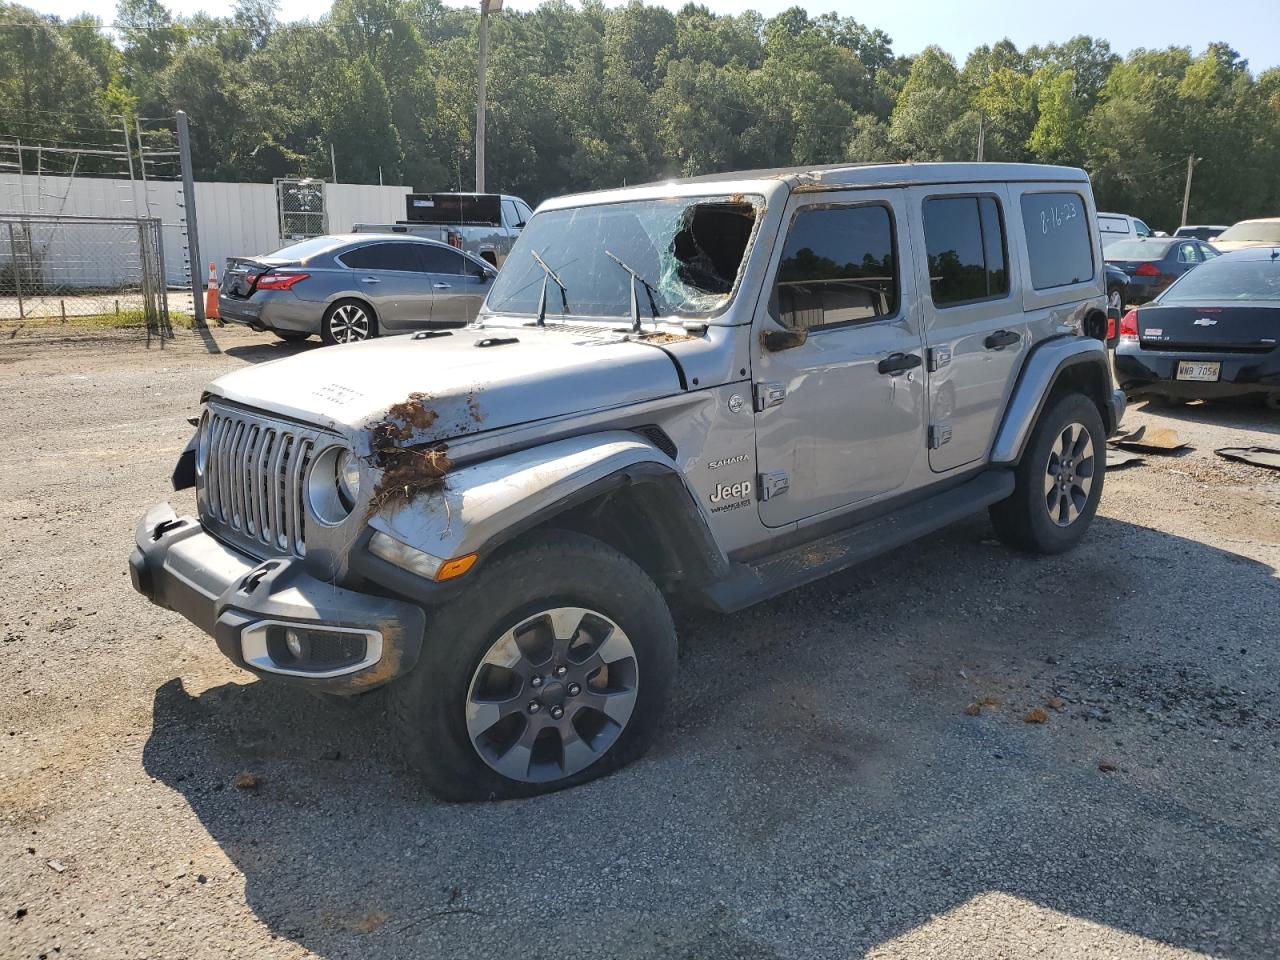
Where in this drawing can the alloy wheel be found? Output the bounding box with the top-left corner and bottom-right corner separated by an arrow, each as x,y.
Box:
465,607 -> 639,783
328,304 -> 371,342
1108,288 -> 1123,312
1043,422 -> 1096,527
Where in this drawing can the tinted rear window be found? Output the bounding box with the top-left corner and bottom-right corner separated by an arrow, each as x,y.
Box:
267,236 -> 345,261
923,195 -> 1009,306
1021,193 -> 1094,290
1106,240 -> 1173,260
341,242 -> 422,271
1162,258 -> 1280,303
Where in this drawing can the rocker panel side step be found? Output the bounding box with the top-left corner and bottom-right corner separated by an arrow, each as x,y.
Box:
696,469 -> 1015,614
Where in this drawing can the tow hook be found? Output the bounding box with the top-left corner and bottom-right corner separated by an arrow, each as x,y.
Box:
151,517 -> 187,541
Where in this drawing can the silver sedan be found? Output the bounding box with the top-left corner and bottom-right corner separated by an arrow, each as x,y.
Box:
219,234 -> 498,344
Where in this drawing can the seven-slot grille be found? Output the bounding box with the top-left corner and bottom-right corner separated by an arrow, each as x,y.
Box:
200,405 -> 322,558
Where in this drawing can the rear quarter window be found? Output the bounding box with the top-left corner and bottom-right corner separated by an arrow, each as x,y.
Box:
1021,192 -> 1095,290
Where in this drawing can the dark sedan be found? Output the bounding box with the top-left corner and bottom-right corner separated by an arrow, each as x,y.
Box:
1114,247 -> 1280,406
1105,237 -> 1220,304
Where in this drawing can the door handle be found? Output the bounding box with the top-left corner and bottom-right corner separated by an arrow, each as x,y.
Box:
433,282 -> 451,290
877,352 -> 922,376
360,276 -> 380,284
984,329 -> 1020,350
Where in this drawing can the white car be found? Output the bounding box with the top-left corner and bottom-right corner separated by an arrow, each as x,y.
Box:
1098,212 -> 1155,249
1210,217 -> 1280,252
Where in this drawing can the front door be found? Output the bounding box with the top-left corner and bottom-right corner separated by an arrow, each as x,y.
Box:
417,246 -> 488,325
906,185 -> 1025,473
753,190 -> 927,528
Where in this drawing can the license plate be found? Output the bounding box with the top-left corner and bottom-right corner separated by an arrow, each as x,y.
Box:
1176,361 -> 1220,382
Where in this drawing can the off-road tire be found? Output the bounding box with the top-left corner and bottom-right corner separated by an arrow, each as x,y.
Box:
989,392 -> 1106,554
274,330 -> 310,343
389,530 -> 678,801
320,299 -> 378,345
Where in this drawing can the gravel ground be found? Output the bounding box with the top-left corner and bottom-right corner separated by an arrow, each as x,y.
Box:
2,326 -> 1278,960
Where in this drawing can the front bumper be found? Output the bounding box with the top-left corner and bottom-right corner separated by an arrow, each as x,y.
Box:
1115,347 -> 1280,400
130,504 -> 426,692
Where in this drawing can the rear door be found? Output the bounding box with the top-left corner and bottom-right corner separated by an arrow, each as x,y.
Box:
907,185 -> 1023,473
338,241 -> 433,330
417,245 -> 488,325
752,189 -> 927,527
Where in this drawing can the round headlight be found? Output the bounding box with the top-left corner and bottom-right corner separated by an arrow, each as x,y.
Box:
337,448 -> 361,508
307,445 -> 359,525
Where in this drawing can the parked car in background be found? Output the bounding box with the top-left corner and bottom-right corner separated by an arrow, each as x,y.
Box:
220,234 -> 497,345
1105,263 -> 1130,312
1098,211 -> 1154,249
1210,217 -> 1280,252
353,192 -> 533,268
1104,237 -> 1219,304
1114,246 -> 1280,407
1174,225 -> 1229,242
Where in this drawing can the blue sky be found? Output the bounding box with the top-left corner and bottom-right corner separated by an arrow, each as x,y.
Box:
25,0 -> 1280,71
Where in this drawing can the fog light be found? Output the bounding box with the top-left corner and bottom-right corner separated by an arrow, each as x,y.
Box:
285,628 -> 304,659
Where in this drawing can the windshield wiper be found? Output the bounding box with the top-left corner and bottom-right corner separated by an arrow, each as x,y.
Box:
604,249 -> 661,334
530,249 -> 570,327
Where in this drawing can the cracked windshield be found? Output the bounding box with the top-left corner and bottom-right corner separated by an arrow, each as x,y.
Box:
483,197 -> 760,321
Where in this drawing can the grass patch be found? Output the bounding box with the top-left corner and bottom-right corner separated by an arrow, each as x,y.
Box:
1,310 -> 195,331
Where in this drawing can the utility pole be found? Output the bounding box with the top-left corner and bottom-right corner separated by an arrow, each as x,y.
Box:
119,116 -> 137,211
135,117 -> 154,217
475,0 -> 502,193
177,110 -> 206,329
330,142 -> 338,184
1180,153 -> 1200,228
976,115 -> 985,162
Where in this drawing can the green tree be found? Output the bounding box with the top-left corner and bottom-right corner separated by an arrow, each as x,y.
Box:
320,55 -> 402,183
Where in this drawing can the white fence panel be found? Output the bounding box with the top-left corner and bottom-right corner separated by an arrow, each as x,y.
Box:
194,181 -> 280,274
2,174 -> 414,288
325,183 -> 412,233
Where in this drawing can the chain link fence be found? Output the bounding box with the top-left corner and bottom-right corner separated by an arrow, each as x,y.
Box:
276,178 -> 327,242
0,213 -> 171,338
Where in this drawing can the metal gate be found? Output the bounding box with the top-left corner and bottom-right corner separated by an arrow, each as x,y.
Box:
0,214 -> 170,337
275,178 -> 327,241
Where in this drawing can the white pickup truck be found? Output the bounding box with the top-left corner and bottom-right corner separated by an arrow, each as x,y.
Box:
353,192 -> 533,268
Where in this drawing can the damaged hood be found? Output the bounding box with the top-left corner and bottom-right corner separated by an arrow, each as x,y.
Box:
207,326 -> 684,444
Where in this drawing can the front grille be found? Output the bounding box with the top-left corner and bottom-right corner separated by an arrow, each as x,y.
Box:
201,405 -> 322,558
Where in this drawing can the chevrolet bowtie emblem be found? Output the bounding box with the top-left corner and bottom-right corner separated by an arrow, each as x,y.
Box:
1193,317 -> 1218,326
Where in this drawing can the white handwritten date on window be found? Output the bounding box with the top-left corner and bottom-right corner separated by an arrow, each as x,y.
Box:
1038,200 -> 1079,234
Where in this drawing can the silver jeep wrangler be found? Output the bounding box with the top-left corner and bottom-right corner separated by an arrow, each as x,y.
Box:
131,162 -> 1124,800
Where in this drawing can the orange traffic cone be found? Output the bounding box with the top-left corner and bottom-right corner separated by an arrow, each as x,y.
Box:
205,261 -> 221,322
